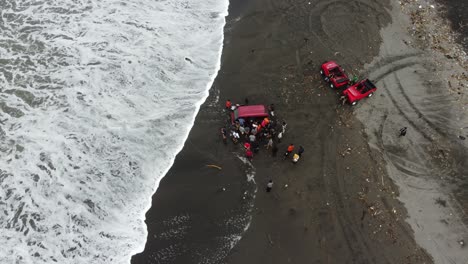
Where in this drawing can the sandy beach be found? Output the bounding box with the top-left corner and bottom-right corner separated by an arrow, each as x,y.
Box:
132,0 -> 468,263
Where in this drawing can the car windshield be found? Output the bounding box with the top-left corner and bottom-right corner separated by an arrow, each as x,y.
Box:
336,77 -> 348,84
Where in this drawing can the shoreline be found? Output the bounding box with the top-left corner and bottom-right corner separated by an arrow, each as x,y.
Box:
128,0 -> 230,261
131,1 -> 258,261
132,0 -> 467,263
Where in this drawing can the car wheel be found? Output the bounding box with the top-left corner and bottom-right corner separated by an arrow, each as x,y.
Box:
330,83 -> 334,88
367,93 -> 373,98
351,101 -> 357,106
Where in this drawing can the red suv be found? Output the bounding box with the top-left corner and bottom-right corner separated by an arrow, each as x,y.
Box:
230,105 -> 269,123
342,79 -> 377,105
320,61 -> 349,89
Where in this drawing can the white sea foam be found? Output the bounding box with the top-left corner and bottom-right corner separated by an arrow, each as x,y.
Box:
0,0 -> 228,263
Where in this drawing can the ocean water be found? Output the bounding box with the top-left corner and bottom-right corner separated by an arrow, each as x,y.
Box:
0,0 -> 228,263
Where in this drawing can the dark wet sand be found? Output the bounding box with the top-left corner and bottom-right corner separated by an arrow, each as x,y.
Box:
132,0 -> 435,263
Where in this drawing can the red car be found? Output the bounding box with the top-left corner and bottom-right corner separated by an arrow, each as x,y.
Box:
230,105 -> 269,123
342,79 -> 377,105
320,61 -> 349,89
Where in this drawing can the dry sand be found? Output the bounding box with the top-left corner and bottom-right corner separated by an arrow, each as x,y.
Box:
132,0 -> 468,263
356,0 -> 468,263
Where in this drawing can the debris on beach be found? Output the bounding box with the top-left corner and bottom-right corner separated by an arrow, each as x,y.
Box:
401,0 -> 467,70
206,164 -> 222,170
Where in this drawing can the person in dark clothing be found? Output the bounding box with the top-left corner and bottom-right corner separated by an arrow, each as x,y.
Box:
220,127 -> 227,144
283,143 -> 294,159
297,145 -> 304,156
268,104 -> 275,116
399,127 -> 407,137
252,141 -> 260,153
245,149 -> 253,160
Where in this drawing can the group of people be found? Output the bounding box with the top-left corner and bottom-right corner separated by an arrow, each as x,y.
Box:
283,143 -> 304,164
221,100 -> 304,164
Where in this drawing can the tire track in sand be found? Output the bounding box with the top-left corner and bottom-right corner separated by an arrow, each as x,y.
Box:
381,79 -> 433,141
322,131 -> 387,264
308,0 -> 390,66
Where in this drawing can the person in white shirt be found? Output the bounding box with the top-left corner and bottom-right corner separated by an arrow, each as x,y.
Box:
266,180 -> 273,192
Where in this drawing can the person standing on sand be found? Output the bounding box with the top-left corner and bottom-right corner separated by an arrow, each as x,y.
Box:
277,131 -> 283,143
256,124 -> 262,136
239,125 -> 245,136
244,142 -> 251,150
268,104 -> 275,117
251,126 -> 257,136
399,127 -> 407,137
261,117 -> 269,128
244,126 -> 250,136
220,127 -> 227,144
231,130 -> 240,144
266,180 -> 273,192
297,145 -> 304,156
246,149 -> 253,160
252,141 -> 260,153
266,138 -> 273,150
349,75 -> 359,85
292,153 -> 300,164
339,95 -> 347,106
284,143 -> 294,159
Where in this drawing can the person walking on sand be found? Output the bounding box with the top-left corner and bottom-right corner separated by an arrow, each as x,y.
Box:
281,121 -> 287,134
266,180 -> 273,192
399,127 -> 407,137
225,99 -> 232,110
284,143 -> 294,159
266,138 -> 273,150
268,104 -> 275,117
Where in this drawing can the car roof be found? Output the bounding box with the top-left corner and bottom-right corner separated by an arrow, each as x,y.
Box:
323,61 -> 339,69
236,105 -> 268,118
